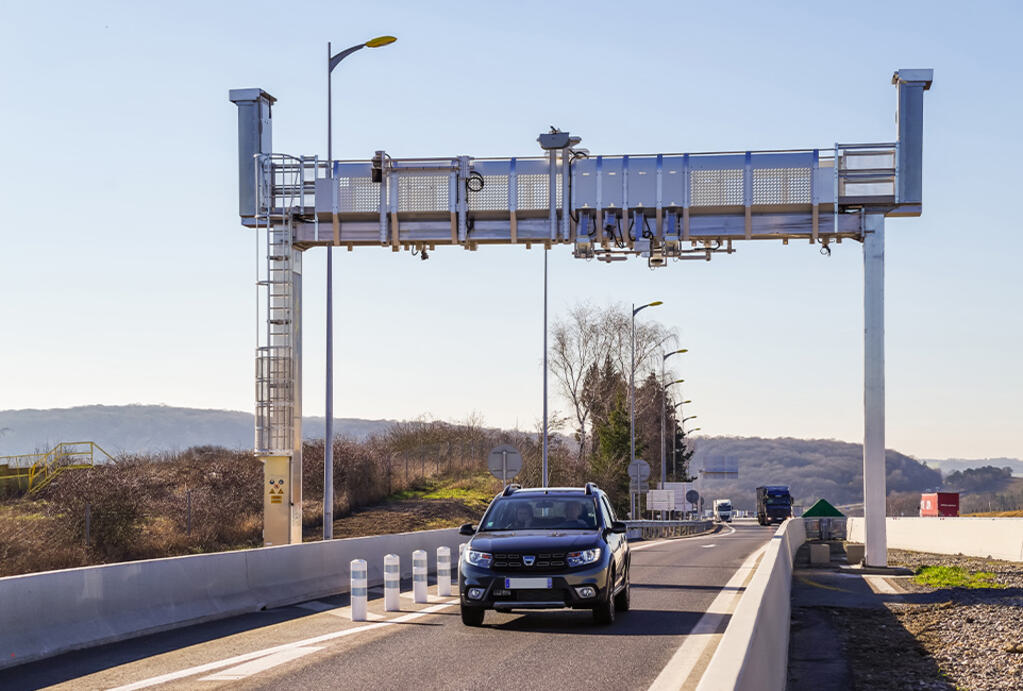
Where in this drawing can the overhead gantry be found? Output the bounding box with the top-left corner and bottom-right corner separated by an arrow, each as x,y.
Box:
230,69 -> 932,564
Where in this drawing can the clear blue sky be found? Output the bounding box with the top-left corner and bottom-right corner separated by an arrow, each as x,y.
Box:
1,0 -> 1020,459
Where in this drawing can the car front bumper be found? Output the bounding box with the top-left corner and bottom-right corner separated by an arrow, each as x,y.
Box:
459,560 -> 612,610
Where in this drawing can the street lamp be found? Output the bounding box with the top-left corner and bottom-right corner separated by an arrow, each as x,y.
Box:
660,347 -> 687,488
324,35 -> 396,541
670,401 -> 693,481
629,301 -> 661,518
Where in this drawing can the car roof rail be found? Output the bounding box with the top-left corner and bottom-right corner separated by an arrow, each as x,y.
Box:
584,482 -> 599,495
502,483 -> 522,496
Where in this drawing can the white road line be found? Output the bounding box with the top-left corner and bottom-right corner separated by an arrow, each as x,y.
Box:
864,575 -> 899,595
108,599 -> 460,691
646,545 -> 766,691
198,646 -> 323,682
700,544 -> 717,549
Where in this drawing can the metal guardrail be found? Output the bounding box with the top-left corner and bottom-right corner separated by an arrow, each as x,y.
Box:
624,519 -> 714,540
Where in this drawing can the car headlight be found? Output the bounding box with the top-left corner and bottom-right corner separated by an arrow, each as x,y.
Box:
566,548 -> 602,567
465,549 -> 493,568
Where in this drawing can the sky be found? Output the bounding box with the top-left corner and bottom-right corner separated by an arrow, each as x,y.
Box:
1,0 -> 1021,460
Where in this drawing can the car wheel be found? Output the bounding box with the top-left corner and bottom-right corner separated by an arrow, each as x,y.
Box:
614,565 -> 631,612
460,604 -> 485,627
593,569 -> 616,625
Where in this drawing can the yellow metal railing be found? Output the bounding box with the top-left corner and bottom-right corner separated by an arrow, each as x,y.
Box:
0,441 -> 114,493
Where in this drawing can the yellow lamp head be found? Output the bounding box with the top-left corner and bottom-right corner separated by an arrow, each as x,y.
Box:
365,35 -> 397,48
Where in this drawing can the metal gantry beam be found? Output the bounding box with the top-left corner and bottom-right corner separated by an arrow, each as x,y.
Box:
230,69 -> 933,555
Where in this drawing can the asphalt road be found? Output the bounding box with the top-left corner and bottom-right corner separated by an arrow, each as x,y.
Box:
3,521 -> 775,691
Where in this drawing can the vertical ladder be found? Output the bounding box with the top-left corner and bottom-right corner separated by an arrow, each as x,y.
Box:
254,154 -> 300,456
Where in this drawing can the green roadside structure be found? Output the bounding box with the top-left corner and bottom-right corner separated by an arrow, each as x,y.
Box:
803,499 -> 845,517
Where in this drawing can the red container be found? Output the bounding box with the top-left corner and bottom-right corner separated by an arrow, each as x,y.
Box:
919,492 -> 959,517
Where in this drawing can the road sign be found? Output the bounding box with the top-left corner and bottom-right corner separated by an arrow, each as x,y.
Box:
686,489 -> 700,505
487,444 -> 522,484
701,456 -> 739,479
664,482 -> 692,511
647,489 -> 675,511
628,459 -> 650,481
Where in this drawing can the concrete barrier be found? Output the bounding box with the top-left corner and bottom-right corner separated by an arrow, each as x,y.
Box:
847,517 -> 1023,562
696,518 -> 806,691
0,527 -> 463,670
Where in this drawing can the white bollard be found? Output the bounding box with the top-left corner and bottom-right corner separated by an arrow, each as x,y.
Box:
412,549 -> 428,603
350,558 -> 368,622
384,553 -> 400,611
437,546 -> 452,597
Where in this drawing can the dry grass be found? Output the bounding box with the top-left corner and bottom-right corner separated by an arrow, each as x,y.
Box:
0,420 -> 579,578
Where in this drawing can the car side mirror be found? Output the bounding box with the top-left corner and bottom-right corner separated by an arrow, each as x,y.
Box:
610,521 -> 627,534
459,523 -> 476,536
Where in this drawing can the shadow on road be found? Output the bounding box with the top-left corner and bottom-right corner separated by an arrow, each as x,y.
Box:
487,606 -> 722,637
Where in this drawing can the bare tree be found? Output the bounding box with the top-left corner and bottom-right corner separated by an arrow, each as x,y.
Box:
549,302 -> 678,466
550,303 -> 613,463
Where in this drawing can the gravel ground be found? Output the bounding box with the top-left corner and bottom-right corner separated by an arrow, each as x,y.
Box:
882,549 -> 1023,691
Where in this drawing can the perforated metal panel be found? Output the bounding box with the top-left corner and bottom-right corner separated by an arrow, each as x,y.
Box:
691,169 -> 743,207
467,174 -> 509,212
516,174 -> 560,210
337,177 -> 380,213
398,175 -> 449,213
753,168 -> 812,205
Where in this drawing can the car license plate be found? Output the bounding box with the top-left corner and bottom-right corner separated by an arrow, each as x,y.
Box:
505,577 -> 553,589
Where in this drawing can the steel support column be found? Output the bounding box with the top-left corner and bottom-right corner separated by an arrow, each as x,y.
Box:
289,248 -> 304,544
862,213 -> 886,566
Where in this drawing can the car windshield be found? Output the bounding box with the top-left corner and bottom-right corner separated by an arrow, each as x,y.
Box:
481,497 -> 599,531
719,503 -> 731,511
765,495 -> 790,505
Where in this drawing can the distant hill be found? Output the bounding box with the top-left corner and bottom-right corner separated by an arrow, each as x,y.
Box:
690,436 -> 944,514
0,405 -> 397,456
922,457 -> 1023,478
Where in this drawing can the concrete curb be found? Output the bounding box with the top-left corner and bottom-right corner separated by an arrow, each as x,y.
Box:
696,518 -> 807,691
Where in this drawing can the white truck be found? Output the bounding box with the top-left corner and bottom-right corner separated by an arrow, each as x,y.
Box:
713,499 -> 733,523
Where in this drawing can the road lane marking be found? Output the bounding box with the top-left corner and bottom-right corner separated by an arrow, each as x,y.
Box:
198,646 -> 323,681
646,545 -> 766,691
700,544 -> 717,549
109,599 -> 460,690
795,574 -> 851,593
864,575 -> 899,595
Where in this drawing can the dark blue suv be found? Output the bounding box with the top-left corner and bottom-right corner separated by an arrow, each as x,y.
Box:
457,483 -> 630,626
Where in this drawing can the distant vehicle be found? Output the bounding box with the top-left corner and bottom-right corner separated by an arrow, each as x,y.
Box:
920,492 -> 959,517
756,486 -> 792,525
457,483 -> 630,626
713,499 -> 733,522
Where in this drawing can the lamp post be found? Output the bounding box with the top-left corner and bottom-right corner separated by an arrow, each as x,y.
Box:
660,349 -> 687,488
324,35 -> 396,540
629,301 -> 661,519
670,401 -> 693,481
630,301 -> 662,465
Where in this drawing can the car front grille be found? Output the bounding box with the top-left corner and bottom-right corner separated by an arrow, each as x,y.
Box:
491,552 -> 568,571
